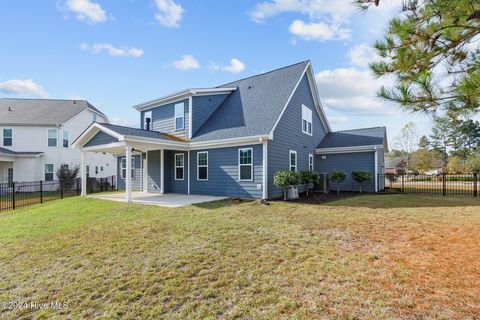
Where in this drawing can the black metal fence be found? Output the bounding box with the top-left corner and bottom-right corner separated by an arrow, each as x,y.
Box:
0,176 -> 117,212
379,173 -> 479,197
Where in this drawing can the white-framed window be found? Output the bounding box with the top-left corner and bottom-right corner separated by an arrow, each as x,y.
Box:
174,103 -> 185,131
238,148 -> 253,181
197,151 -> 208,181
121,157 -> 136,180
48,129 -> 57,147
95,166 -> 99,175
61,164 -> 69,170
302,105 -> 312,135
309,154 -> 314,171
92,113 -> 97,122
289,150 -> 297,172
45,164 -> 54,181
3,128 -> 12,146
175,153 -> 184,180
144,111 -> 152,131
63,131 -> 69,148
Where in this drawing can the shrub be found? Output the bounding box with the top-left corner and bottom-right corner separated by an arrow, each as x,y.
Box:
56,165 -> 80,192
299,170 -> 318,196
351,170 -> 372,193
274,170 -> 300,200
329,170 -> 346,194
466,154 -> 480,174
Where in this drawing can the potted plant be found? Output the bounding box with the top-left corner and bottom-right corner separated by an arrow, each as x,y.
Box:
351,170 -> 372,193
329,170 -> 346,194
274,170 -> 300,200
300,170 -> 319,196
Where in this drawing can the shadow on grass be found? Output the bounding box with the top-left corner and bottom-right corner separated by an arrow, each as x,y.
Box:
323,193 -> 480,209
191,198 -> 254,210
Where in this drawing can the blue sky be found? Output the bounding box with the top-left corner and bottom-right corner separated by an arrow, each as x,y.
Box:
0,0 -> 434,144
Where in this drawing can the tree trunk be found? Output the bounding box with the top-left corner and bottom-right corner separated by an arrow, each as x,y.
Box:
306,184 -> 309,196
337,185 -> 340,194
283,188 -> 287,200
359,183 -> 363,193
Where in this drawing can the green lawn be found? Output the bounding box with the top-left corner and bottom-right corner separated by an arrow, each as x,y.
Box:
1,195 -> 479,319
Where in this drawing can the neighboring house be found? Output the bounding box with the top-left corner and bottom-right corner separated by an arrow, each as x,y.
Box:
385,157 -> 407,174
73,61 -> 387,200
0,99 -> 116,184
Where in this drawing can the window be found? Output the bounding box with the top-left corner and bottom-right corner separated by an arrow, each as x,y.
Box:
86,165 -> 90,177
174,103 -> 184,131
101,166 -> 104,172
63,131 -> 69,148
92,113 -> 97,122
45,164 -> 54,181
239,148 -> 253,181
144,111 -> 152,131
7,168 -> 13,187
61,164 -> 69,170
197,152 -> 208,180
309,154 -> 314,171
48,129 -> 57,147
302,105 -> 312,135
175,153 -> 184,180
95,166 -> 98,175
289,150 -> 297,172
121,157 -> 136,180
3,128 -> 12,146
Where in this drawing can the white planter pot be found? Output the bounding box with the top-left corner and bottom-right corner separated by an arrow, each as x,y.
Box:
287,185 -> 299,200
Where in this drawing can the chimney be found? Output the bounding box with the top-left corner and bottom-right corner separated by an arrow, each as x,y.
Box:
145,117 -> 151,131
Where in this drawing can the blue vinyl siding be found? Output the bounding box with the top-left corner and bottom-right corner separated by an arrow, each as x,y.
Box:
316,152 -> 376,192
268,74 -> 327,198
191,94 -> 229,136
147,150 -> 161,193
190,144 -> 263,198
141,98 -> 190,139
117,155 -> 143,191
163,150 -> 188,194
84,131 -> 117,147
377,148 -> 385,190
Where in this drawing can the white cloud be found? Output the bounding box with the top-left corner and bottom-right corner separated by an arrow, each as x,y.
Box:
173,55 -> 200,70
0,79 -> 49,98
289,20 -> 350,41
210,58 -> 246,74
65,0 -> 107,24
315,67 -> 398,116
347,43 -> 378,68
154,0 -> 184,28
329,116 -> 349,124
80,43 -> 144,57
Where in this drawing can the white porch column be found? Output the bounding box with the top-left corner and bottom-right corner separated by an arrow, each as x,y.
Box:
160,149 -> 164,194
374,147 -> 378,192
187,150 -> 190,195
81,151 -> 87,196
262,140 -> 268,199
125,146 -> 132,202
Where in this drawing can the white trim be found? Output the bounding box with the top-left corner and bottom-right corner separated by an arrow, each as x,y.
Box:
197,151 -> 208,181
133,88 -> 237,111
289,150 -> 297,172
81,152 -> 87,196
72,122 -> 124,148
188,96 -> 193,139
80,141 -> 127,152
262,140 -> 268,199
315,145 -> 383,154
374,147 -> 378,192
174,153 -> 185,181
160,149 -> 164,194
125,146 -> 132,202
301,105 -> 313,136
309,153 -> 314,171
174,102 -> 185,131
144,151 -> 148,191
47,128 -> 58,147
2,128 -> 13,147
120,156 -> 136,180
44,163 -> 54,181
189,135 -> 269,150
187,150 -> 190,194
238,147 -> 253,182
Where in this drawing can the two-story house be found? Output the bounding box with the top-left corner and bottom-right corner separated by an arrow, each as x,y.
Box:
0,99 -> 116,184
73,61 -> 387,200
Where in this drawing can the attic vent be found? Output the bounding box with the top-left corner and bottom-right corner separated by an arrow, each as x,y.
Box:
248,84 -> 254,89
8,107 -> 12,112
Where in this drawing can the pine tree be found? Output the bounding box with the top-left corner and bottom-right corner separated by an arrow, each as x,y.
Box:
418,135 -> 430,149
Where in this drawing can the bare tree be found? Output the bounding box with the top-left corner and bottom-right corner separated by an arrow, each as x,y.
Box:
394,122 -> 419,169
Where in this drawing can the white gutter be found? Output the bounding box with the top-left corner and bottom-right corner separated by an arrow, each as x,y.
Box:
315,145 -> 383,154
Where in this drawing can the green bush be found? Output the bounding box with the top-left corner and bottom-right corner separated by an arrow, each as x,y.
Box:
300,170 -> 319,196
351,170 -> 372,193
329,170 -> 346,194
274,170 -> 300,200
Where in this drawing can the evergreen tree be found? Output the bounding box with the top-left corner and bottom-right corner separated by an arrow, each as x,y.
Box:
418,135 -> 430,149
429,117 -> 450,161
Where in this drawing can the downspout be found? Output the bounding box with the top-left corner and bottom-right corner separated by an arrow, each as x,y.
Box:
374,147 -> 378,192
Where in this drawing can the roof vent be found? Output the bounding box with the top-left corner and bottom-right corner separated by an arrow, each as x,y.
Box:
8,107 -> 12,112
248,84 -> 254,89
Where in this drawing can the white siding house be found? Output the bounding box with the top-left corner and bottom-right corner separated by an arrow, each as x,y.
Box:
0,98 -> 116,184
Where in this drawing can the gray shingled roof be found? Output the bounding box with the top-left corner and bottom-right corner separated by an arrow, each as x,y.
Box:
0,147 -> 43,156
190,61 -> 310,142
317,127 -> 386,148
99,123 -> 184,141
0,98 -> 105,125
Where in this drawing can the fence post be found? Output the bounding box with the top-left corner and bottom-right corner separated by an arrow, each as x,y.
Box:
111,176 -> 114,190
442,173 -> 446,196
12,182 -> 15,210
401,174 -> 405,193
474,173 -> 478,198
40,180 -> 43,204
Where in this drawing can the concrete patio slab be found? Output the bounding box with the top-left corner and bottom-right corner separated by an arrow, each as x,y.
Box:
89,192 -> 228,208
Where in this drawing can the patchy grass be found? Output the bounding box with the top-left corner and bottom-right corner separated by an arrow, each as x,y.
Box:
0,195 -> 479,319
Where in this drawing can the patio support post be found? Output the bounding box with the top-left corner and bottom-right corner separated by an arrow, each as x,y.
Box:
187,150 -> 191,195
160,149 -> 164,194
262,139 -> 268,200
81,151 -> 87,196
125,146 -> 132,202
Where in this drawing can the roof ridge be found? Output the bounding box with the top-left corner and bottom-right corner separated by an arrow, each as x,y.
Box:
0,98 -> 88,102
217,60 -> 310,88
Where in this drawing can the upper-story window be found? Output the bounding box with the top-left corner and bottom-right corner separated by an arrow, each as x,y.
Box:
302,105 -> 312,135
48,129 -> 57,147
3,128 -> 12,147
174,103 -> 185,131
63,131 -> 69,148
92,113 -> 97,122
144,111 -> 152,131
